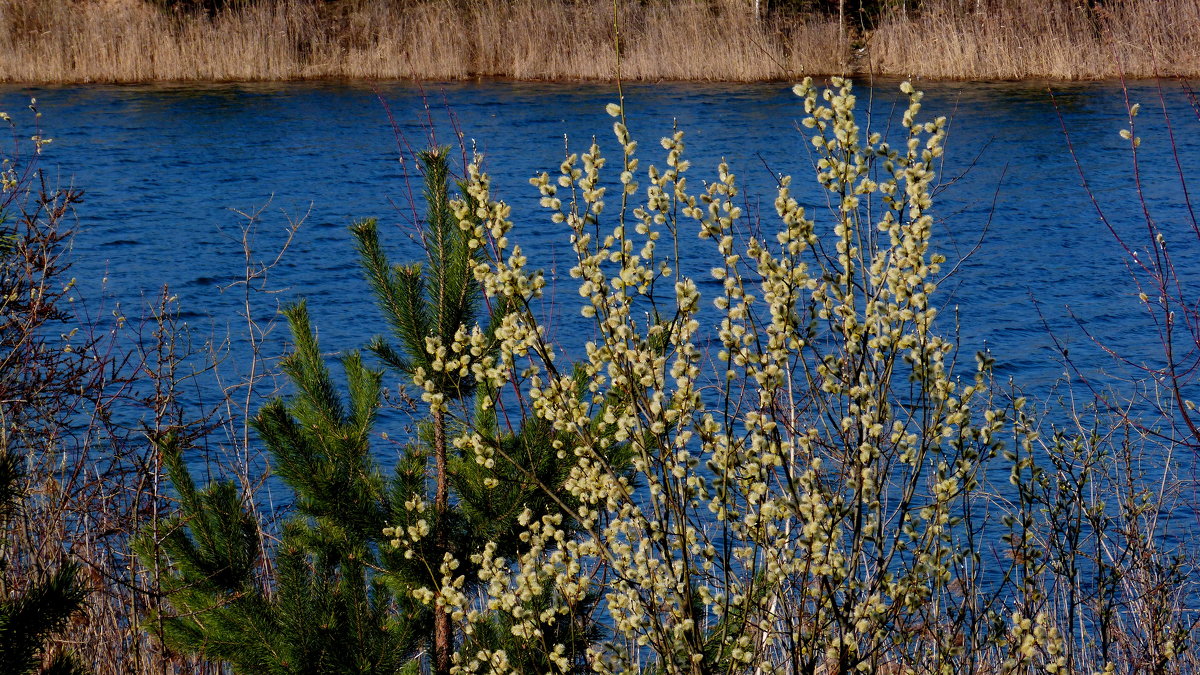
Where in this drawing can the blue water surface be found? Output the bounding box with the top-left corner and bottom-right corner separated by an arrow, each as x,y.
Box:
2,78 -> 1197,482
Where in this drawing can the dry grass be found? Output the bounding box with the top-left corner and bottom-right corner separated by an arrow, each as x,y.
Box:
869,0 -> 1200,80
0,0 -> 844,83
5,0 -> 1200,83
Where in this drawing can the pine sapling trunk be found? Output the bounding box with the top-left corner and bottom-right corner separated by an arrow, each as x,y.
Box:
433,405 -> 452,675
353,147 -> 473,675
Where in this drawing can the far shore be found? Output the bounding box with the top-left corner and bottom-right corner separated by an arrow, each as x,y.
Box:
2,0 -> 1198,84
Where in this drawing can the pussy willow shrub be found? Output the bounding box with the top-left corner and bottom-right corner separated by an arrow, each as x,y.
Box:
384,78 -> 1195,674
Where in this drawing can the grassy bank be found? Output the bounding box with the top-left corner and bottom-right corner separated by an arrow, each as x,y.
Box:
2,0 -> 1199,83
0,0 -> 841,83
872,0 -> 1200,80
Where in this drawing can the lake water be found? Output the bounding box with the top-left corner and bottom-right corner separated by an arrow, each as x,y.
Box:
2,78 -> 1198,484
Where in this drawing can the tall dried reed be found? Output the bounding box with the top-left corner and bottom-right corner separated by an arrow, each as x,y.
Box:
870,0 -> 1200,80
0,0 -> 843,83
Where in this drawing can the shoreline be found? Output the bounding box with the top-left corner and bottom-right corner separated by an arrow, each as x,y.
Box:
0,73 -> 1187,88
2,0 -> 1198,85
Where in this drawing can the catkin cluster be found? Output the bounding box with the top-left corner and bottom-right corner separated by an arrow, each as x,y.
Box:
387,78 -> 1188,674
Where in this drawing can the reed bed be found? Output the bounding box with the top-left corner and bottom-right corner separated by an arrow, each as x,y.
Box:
0,0 -> 843,83
5,0 -> 1200,83
870,0 -> 1200,80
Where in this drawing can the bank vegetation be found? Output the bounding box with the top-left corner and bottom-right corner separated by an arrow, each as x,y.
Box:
0,0 -> 1197,83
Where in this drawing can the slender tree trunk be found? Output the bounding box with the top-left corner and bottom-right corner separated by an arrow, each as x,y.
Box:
433,406 -> 452,675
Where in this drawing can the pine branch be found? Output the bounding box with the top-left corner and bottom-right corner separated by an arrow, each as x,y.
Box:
0,449 -> 89,675
146,315 -> 407,674
278,302 -> 348,430
0,563 -> 87,675
351,218 -> 427,375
